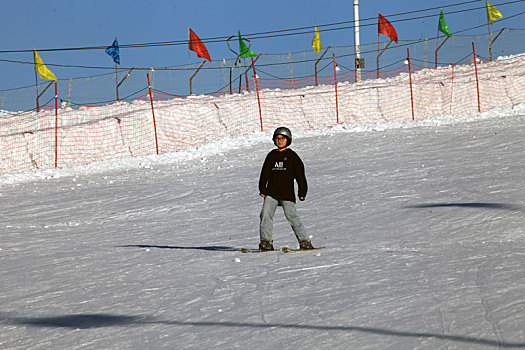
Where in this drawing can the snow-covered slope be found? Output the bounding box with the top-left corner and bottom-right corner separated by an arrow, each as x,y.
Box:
1,106 -> 524,349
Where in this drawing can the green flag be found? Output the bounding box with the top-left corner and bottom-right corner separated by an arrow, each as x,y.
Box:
438,9 -> 452,37
238,30 -> 256,58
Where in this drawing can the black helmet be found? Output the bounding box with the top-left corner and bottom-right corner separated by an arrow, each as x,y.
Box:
273,127 -> 292,146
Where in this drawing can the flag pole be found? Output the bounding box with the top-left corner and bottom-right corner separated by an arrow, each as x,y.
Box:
486,13 -> 493,42
33,49 -> 40,112
377,40 -> 392,78
34,68 -> 40,112
377,32 -> 379,78
188,27 -> 192,95
115,62 -> 119,101
436,24 -> 439,57
436,19 -> 441,68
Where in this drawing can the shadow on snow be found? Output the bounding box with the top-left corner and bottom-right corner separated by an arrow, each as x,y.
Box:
404,202 -> 523,211
1,313 -> 524,348
117,244 -> 239,252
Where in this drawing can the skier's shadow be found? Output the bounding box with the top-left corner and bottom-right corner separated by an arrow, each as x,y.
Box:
117,244 -> 239,252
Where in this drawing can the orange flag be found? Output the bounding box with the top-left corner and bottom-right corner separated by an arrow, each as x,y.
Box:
188,28 -> 211,61
378,13 -> 398,43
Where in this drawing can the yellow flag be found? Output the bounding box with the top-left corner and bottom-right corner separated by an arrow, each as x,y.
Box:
312,26 -> 322,53
33,49 -> 57,81
486,0 -> 503,24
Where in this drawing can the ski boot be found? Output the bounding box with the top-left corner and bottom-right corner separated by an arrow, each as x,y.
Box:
299,240 -> 315,250
259,240 -> 274,252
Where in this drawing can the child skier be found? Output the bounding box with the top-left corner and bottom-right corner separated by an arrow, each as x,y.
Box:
258,127 -> 314,251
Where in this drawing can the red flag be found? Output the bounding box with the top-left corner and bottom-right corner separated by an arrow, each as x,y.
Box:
188,28 -> 211,61
378,13 -> 398,43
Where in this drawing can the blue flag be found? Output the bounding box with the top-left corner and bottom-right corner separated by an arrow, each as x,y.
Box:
105,38 -> 120,64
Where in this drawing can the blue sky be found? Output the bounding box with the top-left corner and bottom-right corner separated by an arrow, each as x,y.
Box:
1,0 -> 523,90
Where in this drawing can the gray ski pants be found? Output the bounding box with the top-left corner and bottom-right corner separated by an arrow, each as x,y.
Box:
260,195 -> 308,243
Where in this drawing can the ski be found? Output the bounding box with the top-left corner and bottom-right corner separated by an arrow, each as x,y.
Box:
240,247 -> 325,254
281,247 -> 324,253
240,248 -> 280,253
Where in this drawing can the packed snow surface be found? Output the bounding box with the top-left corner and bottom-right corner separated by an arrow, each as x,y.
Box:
0,106 -> 524,349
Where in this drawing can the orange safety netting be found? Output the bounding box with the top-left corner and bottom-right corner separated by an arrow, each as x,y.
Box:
1,55 -> 525,175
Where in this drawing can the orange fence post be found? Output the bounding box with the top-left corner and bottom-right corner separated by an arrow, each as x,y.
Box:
472,42 -> 481,113
407,49 -> 415,121
333,54 -> 339,124
147,74 -> 160,154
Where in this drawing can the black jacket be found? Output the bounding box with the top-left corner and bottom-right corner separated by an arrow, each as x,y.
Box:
259,148 -> 307,202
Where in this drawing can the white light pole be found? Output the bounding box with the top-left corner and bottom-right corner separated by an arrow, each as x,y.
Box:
353,0 -> 362,82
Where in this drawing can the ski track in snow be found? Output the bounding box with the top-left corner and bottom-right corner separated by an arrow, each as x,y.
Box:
0,110 -> 524,349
